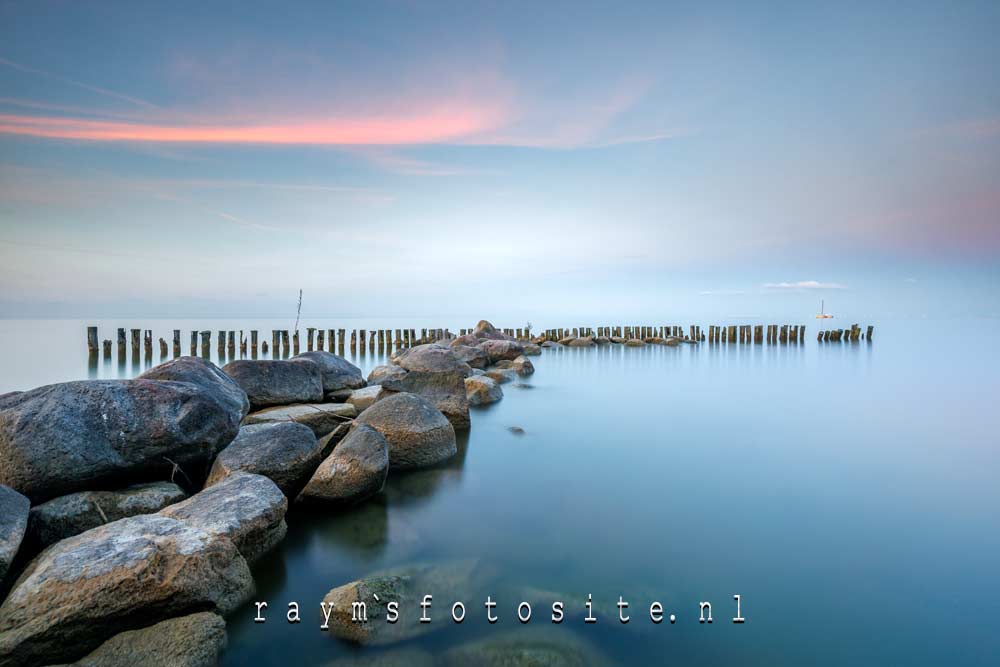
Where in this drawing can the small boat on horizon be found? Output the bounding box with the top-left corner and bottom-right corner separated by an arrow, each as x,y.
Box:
816,299 -> 833,319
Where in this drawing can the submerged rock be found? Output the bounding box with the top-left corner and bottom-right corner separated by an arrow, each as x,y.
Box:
624,339 -> 646,347
59,611 -> 227,667
379,370 -> 470,430
297,424 -> 388,507
567,336 -> 594,347
0,485 -> 29,583
0,375 -> 245,503
594,336 -> 611,345
356,393 -> 456,470
347,385 -> 387,412
292,351 -> 365,398
522,342 -> 542,356
321,560 -> 486,646
610,336 -> 626,344
485,369 -> 518,384
221,359 -> 324,409
0,515 -> 252,667
465,375 -> 503,406
392,344 -> 472,377
26,482 -> 188,550
160,472 -> 287,563
443,628 -> 611,667
496,355 -> 534,376
540,340 -> 561,348
367,364 -> 408,386
206,423 -> 322,498
557,336 -> 576,345
243,402 -> 356,438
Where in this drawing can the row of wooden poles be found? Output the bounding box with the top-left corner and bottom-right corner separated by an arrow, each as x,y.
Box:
817,324 -> 874,342
540,323 -> 830,345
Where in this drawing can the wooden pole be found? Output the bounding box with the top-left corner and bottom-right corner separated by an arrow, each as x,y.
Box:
172,330 -> 181,357
307,328 -> 316,351
87,326 -> 99,354
102,339 -> 111,357
190,331 -> 197,355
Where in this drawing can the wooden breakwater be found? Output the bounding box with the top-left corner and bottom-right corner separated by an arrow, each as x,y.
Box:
85,322 -> 874,362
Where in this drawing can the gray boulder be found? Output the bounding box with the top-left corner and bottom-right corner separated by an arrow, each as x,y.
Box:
346,385 -> 387,413
465,376 -> 503,406
243,402 -> 356,438
0,515 -> 252,667
450,344 -> 489,369
221,359 -> 323,409
495,355 -> 534,376
485,369 -> 518,384
367,364 -> 408,385
391,344 -> 472,377
0,377 -> 245,503
296,424 -> 388,507
205,423 -> 322,498
292,351 -> 365,398
160,472 -> 287,563
478,339 -> 525,363
541,340 -> 561,348
379,370 -> 470,430
59,611 -> 227,667
0,485 -> 29,583
356,393 -> 456,470
26,482 -> 188,550
624,339 -> 646,347
521,342 -> 542,356
567,336 -> 594,347
139,356 -> 249,421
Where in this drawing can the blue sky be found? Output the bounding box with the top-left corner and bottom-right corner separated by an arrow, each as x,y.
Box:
1,1 -> 998,321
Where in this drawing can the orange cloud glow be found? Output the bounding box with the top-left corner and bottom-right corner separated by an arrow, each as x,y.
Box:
0,105 -> 505,145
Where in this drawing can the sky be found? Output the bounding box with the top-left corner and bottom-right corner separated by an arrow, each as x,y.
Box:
1,0 -> 998,322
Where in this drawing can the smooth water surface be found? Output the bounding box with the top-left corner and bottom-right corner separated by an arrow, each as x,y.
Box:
1,319 -> 997,664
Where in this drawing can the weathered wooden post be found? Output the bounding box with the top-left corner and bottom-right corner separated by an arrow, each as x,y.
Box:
369,330 -> 376,353
240,331 -> 247,356
200,330 -> 211,356
292,330 -> 300,355
337,329 -> 345,352
189,331 -> 197,355
317,329 -> 325,351
307,328 -> 316,351
87,326 -> 99,354
281,330 -> 290,355
102,339 -> 112,357
143,330 -> 153,358
251,330 -> 259,355
262,340 -> 269,354
171,330 -> 180,357
272,331 -> 280,355
866,325 -> 874,341
227,331 -> 235,354
159,338 -> 167,356
327,329 -> 336,351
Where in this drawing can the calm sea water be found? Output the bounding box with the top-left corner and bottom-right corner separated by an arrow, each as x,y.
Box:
1,318 -> 998,665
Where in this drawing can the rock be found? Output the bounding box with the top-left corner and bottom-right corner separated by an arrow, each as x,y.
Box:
594,336 -> 611,345
624,339 -> 646,347
243,402 -> 356,438
0,515 -> 252,667
508,426 -> 526,436
292,351 -> 365,398
296,424 -> 388,507
160,473 -> 287,563
474,319 -> 499,336
450,344 -> 489,369
367,364 -> 408,385
567,336 -> 594,347
379,370 -> 470,430
138,357 -> 249,422
557,336 -> 576,345
540,340 -> 561,348
317,422 -> 353,458
0,485 -> 29,583
0,377 -> 245,503
664,336 -> 683,346
60,611 -> 227,667
205,423 -> 321,498
521,342 -> 542,356
485,369 -> 518,384
346,385 -> 387,413
443,628 -> 610,667
496,355 -> 534,376
26,482 -> 188,550
610,336 -> 626,344
478,339 -> 525,364
464,376 -> 503,406
221,359 -> 323,409
321,560 -> 485,646
391,344 -> 472,377
355,393 -> 456,470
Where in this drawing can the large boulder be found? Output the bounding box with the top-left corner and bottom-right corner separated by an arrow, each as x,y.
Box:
391,344 -> 472,377
321,560 -> 484,646
242,402 -> 356,438
205,423 -> 322,498
465,375 -> 503,406
624,339 -> 646,347
346,385 -> 387,413
0,377 -> 245,503
160,472 -> 287,563
0,485 -> 29,583
292,351 -> 365,398
221,359 -> 323,409
495,355 -> 534,376
367,364 -> 408,385
59,611 -> 227,667
450,344 -> 489,369
26,482 -> 188,550
139,357 -> 249,421
296,424 -> 388,507
478,339 -> 525,363
379,370 -> 470,430
521,342 -> 542,356
0,515 -> 252,667
567,336 -> 594,347
355,393 -> 456,470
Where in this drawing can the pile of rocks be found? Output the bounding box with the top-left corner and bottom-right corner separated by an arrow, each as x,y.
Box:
0,320 -> 543,666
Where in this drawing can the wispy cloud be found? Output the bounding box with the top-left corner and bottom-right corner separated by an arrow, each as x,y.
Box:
0,57 -> 158,109
762,280 -> 847,291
